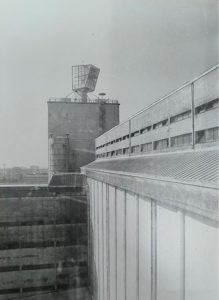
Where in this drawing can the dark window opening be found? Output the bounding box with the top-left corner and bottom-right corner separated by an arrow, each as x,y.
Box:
111,151 -> 116,156
154,138 -> 169,150
116,138 -> 122,143
140,126 -> 152,134
123,147 -> 129,154
116,149 -> 122,156
131,130 -> 140,137
195,127 -> 219,143
153,119 -> 168,130
170,110 -> 191,123
195,99 -> 219,114
141,142 -> 152,152
171,133 -> 192,147
122,134 -> 129,140
131,145 -> 140,153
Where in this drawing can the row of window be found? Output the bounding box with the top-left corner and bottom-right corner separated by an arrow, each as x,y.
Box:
96,98 -> 219,151
96,127 -> 219,159
196,127 -> 219,143
195,98 -> 218,114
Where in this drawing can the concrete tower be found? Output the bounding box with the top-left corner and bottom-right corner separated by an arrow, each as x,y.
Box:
48,65 -> 119,177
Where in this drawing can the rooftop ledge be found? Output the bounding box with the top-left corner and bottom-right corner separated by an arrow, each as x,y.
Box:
48,97 -> 119,104
82,147 -> 219,226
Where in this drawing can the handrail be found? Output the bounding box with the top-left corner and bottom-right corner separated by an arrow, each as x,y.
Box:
97,64 -> 219,139
48,97 -> 119,104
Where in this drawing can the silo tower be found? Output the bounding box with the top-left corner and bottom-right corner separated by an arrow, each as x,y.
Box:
48,64 -> 119,175
72,65 -> 100,102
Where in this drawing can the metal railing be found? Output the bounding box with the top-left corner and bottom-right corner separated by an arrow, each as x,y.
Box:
48,97 -> 119,104
96,64 -> 219,158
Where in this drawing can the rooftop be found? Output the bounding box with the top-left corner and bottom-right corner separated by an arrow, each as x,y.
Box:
48,97 -> 119,104
84,147 -> 219,188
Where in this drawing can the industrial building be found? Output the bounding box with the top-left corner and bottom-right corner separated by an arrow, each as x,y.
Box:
48,65 -> 119,177
0,178 -> 90,299
0,64 -> 218,300
0,65 -> 120,300
95,65 -> 218,158
82,64 -> 219,300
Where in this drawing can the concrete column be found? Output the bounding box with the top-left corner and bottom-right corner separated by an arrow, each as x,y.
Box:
151,201 -> 157,300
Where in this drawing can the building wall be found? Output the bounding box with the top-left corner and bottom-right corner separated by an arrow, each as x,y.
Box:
48,102 -> 119,173
86,178 -> 218,300
0,184 -> 89,299
96,65 -> 219,158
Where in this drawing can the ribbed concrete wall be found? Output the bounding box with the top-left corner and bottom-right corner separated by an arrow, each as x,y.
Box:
0,185 -> 90,299
85,174 -> 218,300
88,179 -> 219,300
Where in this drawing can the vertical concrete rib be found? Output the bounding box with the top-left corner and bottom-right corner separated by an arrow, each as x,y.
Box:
87,179 -> 91,287
136,195 -> 140,300
93,180 -> 96,299
115,188 -> 118,300
124,192 -> 127,300
106,184 -> 110,300
151,201 -> 157,300
98,182 -> 101,300
102,182 -> 105,300
54,199 -> 57,291
179,211 -> 185,300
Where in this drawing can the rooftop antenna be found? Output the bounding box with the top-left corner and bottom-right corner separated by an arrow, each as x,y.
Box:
72,64 -> 100,102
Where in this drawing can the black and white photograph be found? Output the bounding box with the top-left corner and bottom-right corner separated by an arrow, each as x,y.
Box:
0,0 -> 218,299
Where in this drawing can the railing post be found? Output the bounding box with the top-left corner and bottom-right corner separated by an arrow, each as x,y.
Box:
191,82 -> 195,149
129,120 -> 131,156
105,134 -> 107,158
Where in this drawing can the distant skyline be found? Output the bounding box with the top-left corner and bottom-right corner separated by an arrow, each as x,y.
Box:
0,0 -> 218,167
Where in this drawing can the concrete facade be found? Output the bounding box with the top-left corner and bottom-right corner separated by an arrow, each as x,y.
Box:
48,100 -> 119,176
0,182 -> 90,300
83,152 -> 218,300
96,65 -> 219,158
82,65 -> 219,300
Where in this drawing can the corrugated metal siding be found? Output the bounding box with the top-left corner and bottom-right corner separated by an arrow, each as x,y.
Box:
85,149 -> 219,184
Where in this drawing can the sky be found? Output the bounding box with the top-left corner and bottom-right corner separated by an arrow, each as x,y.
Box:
0,0 -> 218,168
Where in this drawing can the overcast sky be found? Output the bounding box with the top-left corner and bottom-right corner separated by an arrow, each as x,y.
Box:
0,0 -> 218,167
